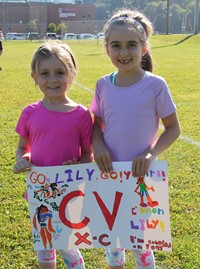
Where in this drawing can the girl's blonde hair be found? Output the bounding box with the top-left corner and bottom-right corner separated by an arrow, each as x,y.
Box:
31,42 -> 77,84
103,9 -> 153,72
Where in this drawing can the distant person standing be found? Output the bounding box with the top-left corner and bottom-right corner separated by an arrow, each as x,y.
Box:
0,39 -> 3,71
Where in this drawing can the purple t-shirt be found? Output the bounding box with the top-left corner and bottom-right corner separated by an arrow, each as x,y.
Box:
16,101 -> 92,166
90,72 -> 176,161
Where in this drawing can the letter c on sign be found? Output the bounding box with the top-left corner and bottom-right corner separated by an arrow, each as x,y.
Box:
99,234 -> 111,246
59,190 -> 90,229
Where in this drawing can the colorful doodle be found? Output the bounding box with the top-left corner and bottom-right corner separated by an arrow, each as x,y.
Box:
134,177 -> 159,208
26,161 -> 172,251
33,204 -> 56,249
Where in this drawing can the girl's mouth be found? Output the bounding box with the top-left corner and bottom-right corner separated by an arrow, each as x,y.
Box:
48,87 -> 59,90
118,59 -> 132,64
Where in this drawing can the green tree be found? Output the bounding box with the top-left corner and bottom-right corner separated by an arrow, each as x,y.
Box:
170,3 -> 185,33
86,0 -> 197,34
28,20 -> 37,32
56,23 -> 67,35
186,0 -> 198,33
48,23 -> 56,32
144,1 -> 167,33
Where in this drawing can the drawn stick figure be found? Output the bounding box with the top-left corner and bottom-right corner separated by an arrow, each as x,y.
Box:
134,177 -> 159,208
33,204 -> 56,249
50,183 -> 61,198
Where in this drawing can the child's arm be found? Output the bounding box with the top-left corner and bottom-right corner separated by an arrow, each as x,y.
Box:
80,145 -> 93,163
134,184 -> 140,194
132,111 -> 180,177
14,136 -> 31,173
62,146 -> 93,165
92,115 -> 113,172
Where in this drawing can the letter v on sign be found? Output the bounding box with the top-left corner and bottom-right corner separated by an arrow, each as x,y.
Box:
93,191 -> 123,231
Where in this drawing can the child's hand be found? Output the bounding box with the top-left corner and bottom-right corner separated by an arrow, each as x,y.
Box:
132,153 -> 154,177
150,186 -> 155,192
135,191 -> 140,195
62,158 -> 79,165
93,143 -> 113,172
14,158 -> 31,174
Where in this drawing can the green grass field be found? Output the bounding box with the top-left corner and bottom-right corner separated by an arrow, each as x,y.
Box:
0,35 -> 200,269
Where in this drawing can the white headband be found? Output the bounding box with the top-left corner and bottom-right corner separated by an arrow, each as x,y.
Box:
108,15 -> 147,40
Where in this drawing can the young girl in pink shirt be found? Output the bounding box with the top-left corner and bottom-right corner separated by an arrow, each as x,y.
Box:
14,42 -> 93,269
91,8 -> 180,269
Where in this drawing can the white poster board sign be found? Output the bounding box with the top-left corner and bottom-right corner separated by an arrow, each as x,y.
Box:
26,160 -> 172,252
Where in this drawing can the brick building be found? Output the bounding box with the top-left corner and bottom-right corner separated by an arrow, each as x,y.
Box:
0,1 -> 96,36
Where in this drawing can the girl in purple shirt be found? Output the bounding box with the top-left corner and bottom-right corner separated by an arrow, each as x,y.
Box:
91,8 -> 180,269
14,43 -> 93,269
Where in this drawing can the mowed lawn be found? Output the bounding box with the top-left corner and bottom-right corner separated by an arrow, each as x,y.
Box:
0,35 -> 199,269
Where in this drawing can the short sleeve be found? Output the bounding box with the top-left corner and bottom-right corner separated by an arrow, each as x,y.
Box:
154,78 -> 176,118
80,109 -> 93,147
90,80 -> 102,117
15,109 -> 29,137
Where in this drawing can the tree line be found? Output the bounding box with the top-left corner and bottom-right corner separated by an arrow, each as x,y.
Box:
84,0 -> 199,34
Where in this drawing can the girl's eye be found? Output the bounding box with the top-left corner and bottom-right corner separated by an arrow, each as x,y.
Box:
128,43 -> 137,48
40,72 -> 48,76
112,44 -> 120,48
57,71 -> 65,75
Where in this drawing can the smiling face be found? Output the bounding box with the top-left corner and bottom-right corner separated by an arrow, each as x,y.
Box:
32,56 -> 70,101
105,26 -> 147,75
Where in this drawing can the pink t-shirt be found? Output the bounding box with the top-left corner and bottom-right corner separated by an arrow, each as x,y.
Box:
90,72 -> 176,161
16,101 -> 92,166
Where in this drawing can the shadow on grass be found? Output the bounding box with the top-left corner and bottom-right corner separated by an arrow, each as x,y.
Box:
152,34 -> 195,49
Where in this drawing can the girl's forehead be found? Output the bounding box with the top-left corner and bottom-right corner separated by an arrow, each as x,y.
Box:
107,27 -> 141,43
38,56 -> 65,69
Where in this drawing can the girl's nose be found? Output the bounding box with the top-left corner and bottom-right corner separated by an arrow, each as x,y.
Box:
48,74 -> 57,82
120,47 -> 129,54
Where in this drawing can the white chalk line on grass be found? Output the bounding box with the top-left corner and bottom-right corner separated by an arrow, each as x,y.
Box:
159,125 -> 200,148
75,81 -> 94,94
75,81 -> 200,149
179,135 -> 200,148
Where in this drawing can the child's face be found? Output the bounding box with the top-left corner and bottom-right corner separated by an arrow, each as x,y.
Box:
105,26 -> 147,73
41,207 -> 47,214
32,56 -> 70,101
